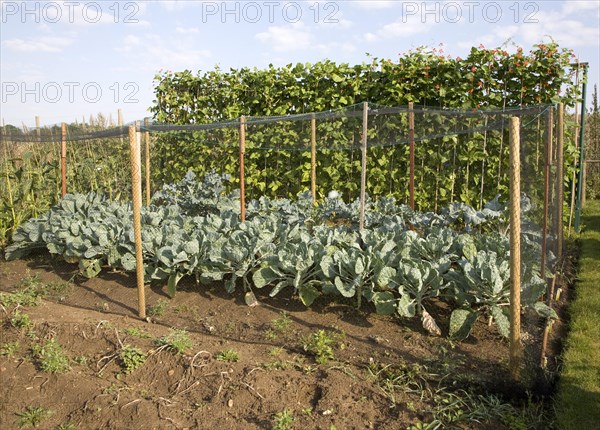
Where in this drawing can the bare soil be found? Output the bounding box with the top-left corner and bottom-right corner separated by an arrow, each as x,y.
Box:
0,253 -> 565,430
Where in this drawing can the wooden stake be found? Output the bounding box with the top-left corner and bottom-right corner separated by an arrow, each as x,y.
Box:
508,116 -> 522,381
129,125 -> 146,319
240,116 -> 246,222
118,109 -> 124,127
144,118 -> 151,206
311,113 -> 317,205
408,102 -> 415,210
61,123 -> 67,197
541,107 -> 553,285
555,104 -> 565,261
35,115 -> 40,140
359,102 -> 368,231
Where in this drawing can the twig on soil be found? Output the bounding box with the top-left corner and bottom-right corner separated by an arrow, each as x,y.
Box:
217,371 -> 231,396
175,380 -> 201,397
190,350 -> 211,374
97,352 -> 119,375
121,398 -> 142,410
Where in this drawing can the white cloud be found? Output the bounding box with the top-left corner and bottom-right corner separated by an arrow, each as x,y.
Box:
114,33 -> 211,72
364,16 -> 436,42
353,1 -> 396,10
176,26 -> 200,34
562,0 -> 600,16
2,36 -> 74,53
255,22 -> 314,52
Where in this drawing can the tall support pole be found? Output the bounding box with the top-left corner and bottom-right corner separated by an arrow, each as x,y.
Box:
408,102 -> 415,210
509,116 -> 522,381
240,116 -> 246,222
311,113 -> 317,205
541,107 -> 553,286
61,123 -> 67,198
574,63 -> 589,232
144,118 -> 151,206
129,125 -> 146,319
555,104 -> 565,261
359,102 -> 368,231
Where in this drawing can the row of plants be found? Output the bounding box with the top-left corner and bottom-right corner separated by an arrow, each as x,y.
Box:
149,42 -> 580,205
0,123 -> 131,247
5,172 -> 556,340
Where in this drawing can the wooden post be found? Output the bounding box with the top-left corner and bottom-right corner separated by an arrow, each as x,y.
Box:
240,116 -> 246,222
508,116 -> 522,381
359,102 -> 368,231
129,125 -> 146,319
144,118 -> 151,206
61,123 -> 67,197
541,107 -> 553,285
555,104 -> 565,261
118,109 -> 124,127
35,115 -> 40,140
311,113 -> 317,205
408,102 -> 415,210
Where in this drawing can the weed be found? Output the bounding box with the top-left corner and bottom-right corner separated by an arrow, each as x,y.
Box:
15,406 -> 52,428
303,329 -> 345,365
147,299 -> 169,317
123,327 -> 151,338
119,345 -> 147,374
272,409 -> 294,430
155,329 -> 192,355
271,311 -> 292,331
0,289 -> 42,308
32,338 -> 70,373
73,356 -> 88,366
0,341 -> 20,357
216,349 -> 240,363
10,311 -> 32,330
268,347 -> 284,357
55,423 -> 77,430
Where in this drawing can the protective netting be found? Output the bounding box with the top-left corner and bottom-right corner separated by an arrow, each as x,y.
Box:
0,103 -> 568,280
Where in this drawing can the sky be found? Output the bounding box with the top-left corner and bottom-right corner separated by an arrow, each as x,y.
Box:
1,0 -> 599,128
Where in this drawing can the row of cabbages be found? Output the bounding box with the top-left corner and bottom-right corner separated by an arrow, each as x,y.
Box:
6,171 -> 556,340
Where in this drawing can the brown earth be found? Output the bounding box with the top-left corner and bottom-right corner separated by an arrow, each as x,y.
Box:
0,252 -> 566,430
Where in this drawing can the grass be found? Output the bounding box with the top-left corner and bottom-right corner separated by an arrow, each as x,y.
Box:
155,329 -> 192,355
15,406 -> 52,428
555,200 -> 600,430
216,349 -> 240,363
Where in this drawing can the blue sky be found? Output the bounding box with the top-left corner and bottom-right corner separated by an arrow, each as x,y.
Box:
1,0 -> 599,127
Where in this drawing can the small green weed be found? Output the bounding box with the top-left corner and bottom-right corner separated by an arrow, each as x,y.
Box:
10,311 -> 32,330
272,408 -> 294,430
55,423 -> 77,430
155,329 -> 192,354
123,327 -> 151,338
119,345 -> 146,374
15,405 -> 52,428
303,329 -> 345,365
0,289 -> 42,308
0,341 -> 20,357
147,299 -> 169,317
32,338 -> 70,373
265,312 -> 293,340
216,349 -> 239,362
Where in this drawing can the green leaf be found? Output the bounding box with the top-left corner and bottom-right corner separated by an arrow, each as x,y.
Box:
167,272 -> 184,298
298,284 -> 320,307
371,291 -> 396,315
396,294 -> 416,318
532,301 -> 558,319
491,305 -> 510,338
449,308 -> 478,341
